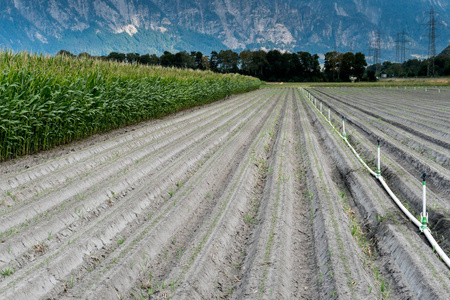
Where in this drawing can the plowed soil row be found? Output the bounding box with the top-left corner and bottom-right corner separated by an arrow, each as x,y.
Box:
309,87 -> 450,252
0,88 -> 449,299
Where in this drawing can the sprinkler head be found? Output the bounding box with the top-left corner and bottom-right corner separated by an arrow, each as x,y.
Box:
420,172 -> 426,182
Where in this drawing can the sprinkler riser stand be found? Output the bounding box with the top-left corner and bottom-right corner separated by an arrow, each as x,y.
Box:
421,212 -> 428,231
377,145 -> 381,178
302,86 -> 450,266
342,118 -> 346,138
423,181 -> 426,218
420,180 -> 428,231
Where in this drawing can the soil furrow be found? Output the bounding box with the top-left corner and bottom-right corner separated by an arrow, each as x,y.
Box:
0,92 -> 254,181
319,88 -> 450,135
298,91 -> 379,299
0,91 -> 274,298
51,89 -> 282,300
260,90 -> 315,299
1,87 -> 449,300
313,89 -> 450,148
309,88 -> 450,213
0,91 -> 272,273
160,90 -> 286,300
303,88 -> 450,299
0,91 -> 264,228
308,88 -> 450,249
232,90 -> 291,298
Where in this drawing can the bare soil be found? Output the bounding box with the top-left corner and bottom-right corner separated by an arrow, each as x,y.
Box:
0,87 -> 449,300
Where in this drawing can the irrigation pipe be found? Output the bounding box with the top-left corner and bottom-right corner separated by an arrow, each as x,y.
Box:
299,87 -> 450,268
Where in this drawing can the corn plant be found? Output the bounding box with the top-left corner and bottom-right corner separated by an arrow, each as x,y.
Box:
0,50 -> 261,160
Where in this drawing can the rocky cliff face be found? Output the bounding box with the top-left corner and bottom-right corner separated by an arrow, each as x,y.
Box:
0,0 -> 448,61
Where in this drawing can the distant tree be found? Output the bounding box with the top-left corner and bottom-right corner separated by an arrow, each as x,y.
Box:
406,59 -> 425,76
239,50 -> 268,79
324,51 -> 339,81
78,52 -> 92,59
196,52 -> 204,70
251,50 -> 268,79
174,51 -> 195,68
201,56 -> 210,70
190,51 -> 204,70
391,63 -> 404,77
378,61 -> 403,77
107,52 -> 126,62
217,50 -> 239,73
210,51 -> 219,72
286,53 -> 301,81
266,50 -> 286,81
138,54 -> 157,66
149,54 -> 160,65
239,50 -> 253,75
140,54 -> 151,65
339,52 -> 355,82
366,69 -> 377,81
126,53 -> 140,64
298,52 -> 321,81
381,61 -> 393,75
371,57 -> 442,78
311,54 -> 322,81
353,52 -> 367,80
56,50 -> 76,58
435,54 -> 450,75
160,51 -> 175,67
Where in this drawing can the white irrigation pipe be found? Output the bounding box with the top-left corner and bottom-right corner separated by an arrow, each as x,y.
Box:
298,88 -> 450,268
378,177 -> 421,228
424,229 -> 450,266
343,138 -> 377,177
342,116 -> 346,138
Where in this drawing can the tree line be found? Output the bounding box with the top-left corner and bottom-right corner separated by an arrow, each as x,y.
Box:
57,48 -> 449,82
57,49 -> 373,82
368,54 -> 450,77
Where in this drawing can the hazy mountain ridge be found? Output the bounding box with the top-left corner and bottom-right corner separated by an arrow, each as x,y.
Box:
439,44 -> 450,56
0,0 -> 448,61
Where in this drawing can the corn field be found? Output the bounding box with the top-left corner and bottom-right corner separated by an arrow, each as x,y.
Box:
0,51 -> 261,160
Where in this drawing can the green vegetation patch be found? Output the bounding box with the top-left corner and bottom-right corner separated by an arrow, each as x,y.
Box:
0,51 -> 261,160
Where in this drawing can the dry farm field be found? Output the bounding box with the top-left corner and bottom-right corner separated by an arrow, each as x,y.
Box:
0,87 -> 449,299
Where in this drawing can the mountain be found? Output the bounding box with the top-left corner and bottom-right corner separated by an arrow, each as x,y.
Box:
439,45 -> 450,56
0,0 -> 449,62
